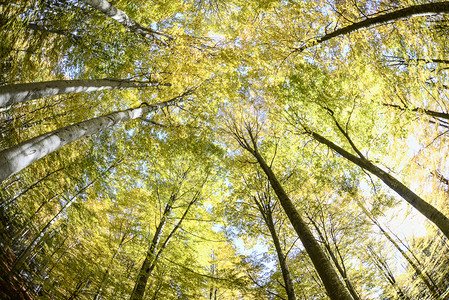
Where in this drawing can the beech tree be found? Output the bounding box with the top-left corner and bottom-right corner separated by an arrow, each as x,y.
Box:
0,90 -> 191,182
0,78 -> 170,107
80,0 -> 171,45
294,2 -> 449,52
224,114 -> 353,300
252,188 -> 297,300
2,0 -> 449,299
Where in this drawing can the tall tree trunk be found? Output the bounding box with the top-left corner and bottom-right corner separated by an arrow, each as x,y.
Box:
253,196 -> 297,300
229,125 -> 352,299
129,192 -> 199,300
129,198 -> 172,300
308,130 -> 449,239
251,149 -> 352,299
0,78 -> 169,107
306,215 -> 360,300
0,92 -> 187,182
267,211 -> 297,300
80,0 -> 169,43
367,245 -> 411,300
298,2 -> 449,52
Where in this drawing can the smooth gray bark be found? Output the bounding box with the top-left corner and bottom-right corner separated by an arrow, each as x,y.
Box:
252,149 -> 353,300
298,2 -> 449,52
80,0 -> 168,43
0,93 -> 185,182
0,78 -> 168,107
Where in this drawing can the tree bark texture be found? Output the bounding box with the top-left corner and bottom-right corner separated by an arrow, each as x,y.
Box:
0,95 -> 183,182
0,78 -> 167,107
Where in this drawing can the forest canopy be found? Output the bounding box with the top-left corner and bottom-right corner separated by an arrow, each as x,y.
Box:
1,0 -> 449,299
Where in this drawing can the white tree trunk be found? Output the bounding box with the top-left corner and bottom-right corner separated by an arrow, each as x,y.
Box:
80,0 -> 166,42
0,78 -> 166,107
0,95 -> 184,182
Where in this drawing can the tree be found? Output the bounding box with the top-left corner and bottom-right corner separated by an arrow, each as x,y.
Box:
8,160 -> 119,278
129,171 -> 206,300
0,90 -> 191,182
2,0 -> 449,298
0,78 -> 170,107
279,64 -> 449,239
356,197 -> 442,298
225,113 -> 353,300
305,207 -> 361,300
80,0 -> 170,45
295,123 -> 449,239
294,2 -> 449,53
252,189 -> 297,300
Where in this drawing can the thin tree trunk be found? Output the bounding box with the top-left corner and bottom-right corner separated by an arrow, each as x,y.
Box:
308,130 -> 449,239
80,0 -> 169,43
1,167 -> 63,210
8,162 -> 117,276
298,2 -> 449,52
357,200 -> 441,298
130,192 -> 199,300
253,196 -> 297,300
367,245 -> 410,300
267,211 -> 297,300
0,92 -> 188,182
129,198 -> 172,300
0,78 -> 169,107
383,103 -> 449,121
67,276 -> 91,300
252,149 -> 352,299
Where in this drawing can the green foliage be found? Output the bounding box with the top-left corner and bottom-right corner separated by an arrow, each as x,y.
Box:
1,0 -> 449,299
